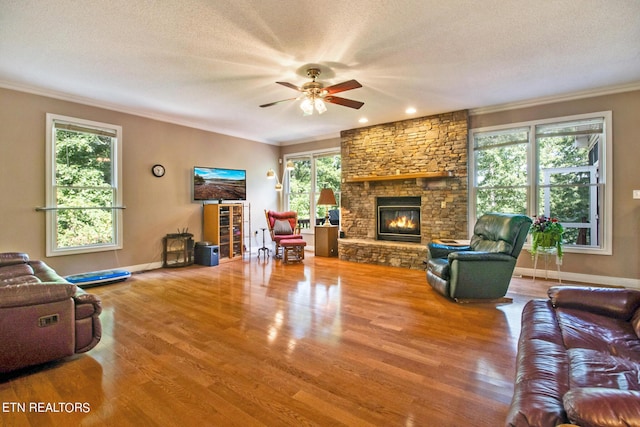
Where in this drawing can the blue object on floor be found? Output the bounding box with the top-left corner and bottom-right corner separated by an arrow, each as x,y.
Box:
66,269 -> 131,288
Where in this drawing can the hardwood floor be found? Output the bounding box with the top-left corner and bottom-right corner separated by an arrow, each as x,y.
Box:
0,254 -> 558,426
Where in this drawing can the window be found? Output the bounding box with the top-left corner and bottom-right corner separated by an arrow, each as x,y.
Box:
285,150 -> 341,230
470,112 -> 611,254
45,114 -> 123,256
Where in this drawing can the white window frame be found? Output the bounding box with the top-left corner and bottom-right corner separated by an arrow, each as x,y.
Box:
284,148 -> 341,233
45,113 -> 123,256
469,111 -> 612,255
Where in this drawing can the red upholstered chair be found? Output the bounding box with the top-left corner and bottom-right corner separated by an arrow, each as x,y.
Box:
264,210 -> 303,258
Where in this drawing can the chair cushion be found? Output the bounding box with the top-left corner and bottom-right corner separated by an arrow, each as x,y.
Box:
470,237 -> 512,254
273,219 -> 293,235
470,213 -> 531,255
280,239 -> 307,247
0,263 -> 35,282
0,252 -> 29,267
563,388 -> 640,427
273,234 -> 303,243
266,211 -> 298,231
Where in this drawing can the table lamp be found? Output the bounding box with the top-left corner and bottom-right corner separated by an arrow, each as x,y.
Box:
317,188 -> 337,226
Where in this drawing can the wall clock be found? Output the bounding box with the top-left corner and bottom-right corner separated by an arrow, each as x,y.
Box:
151,164 -> 165,177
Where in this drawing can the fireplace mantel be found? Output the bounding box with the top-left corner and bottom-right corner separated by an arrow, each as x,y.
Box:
344,171 -> 453,183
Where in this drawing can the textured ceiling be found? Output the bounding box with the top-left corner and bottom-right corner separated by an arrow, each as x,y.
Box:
1,0 -> 639,145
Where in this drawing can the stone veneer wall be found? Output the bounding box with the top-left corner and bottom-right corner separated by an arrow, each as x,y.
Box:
338,110 -> 469,269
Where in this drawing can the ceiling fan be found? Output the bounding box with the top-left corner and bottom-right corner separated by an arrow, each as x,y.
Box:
260,68 -> 364,115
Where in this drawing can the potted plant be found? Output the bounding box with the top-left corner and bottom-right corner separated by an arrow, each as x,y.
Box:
530,215 -> 564,258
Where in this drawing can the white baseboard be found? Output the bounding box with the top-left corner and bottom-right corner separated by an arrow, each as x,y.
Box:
125,261 -> 163,273
514,267 -> 640,289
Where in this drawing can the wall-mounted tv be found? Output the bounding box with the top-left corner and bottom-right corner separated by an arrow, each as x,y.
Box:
193,167 -> 247,202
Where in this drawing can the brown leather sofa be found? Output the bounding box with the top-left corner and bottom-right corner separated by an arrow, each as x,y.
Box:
506,286 -> 640,427
0,252 -> 102,373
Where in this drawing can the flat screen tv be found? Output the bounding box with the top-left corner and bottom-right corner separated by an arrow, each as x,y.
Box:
193,167 -> 246,202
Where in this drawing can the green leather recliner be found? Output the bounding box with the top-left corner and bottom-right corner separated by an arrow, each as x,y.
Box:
426,213 -> 532,301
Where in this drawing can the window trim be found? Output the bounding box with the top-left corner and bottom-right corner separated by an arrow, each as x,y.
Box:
469,111 -> 612,255
45,113 -> 123,256
284,148 -> 341,233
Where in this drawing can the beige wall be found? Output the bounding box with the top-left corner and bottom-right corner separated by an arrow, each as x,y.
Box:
470,90 -> 640,283
2,86 -> 638,283
0,88 -> 280,275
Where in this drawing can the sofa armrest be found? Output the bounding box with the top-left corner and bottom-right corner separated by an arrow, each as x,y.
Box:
72,288 -> 102,353
427,243 -> 470,259
73,290 -> 103,318
548,286 -> 640,321
564,388 -> 640,427
0,283 -> 77,308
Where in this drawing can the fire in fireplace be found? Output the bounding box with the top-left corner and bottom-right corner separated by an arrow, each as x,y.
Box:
376,196 -> 421,243
387,215 -> 417,230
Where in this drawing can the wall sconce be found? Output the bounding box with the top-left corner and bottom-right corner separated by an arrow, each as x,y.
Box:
266,160 -> 294,191
317,188 -> 337,226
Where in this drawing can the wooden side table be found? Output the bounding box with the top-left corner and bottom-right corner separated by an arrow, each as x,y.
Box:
315,226 -> 338,257
162,233 -> 194,267
431,239 -> 471,246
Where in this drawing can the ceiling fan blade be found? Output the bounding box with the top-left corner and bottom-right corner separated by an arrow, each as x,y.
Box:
276,81 -> 303,91
325,96 -> 364,109
259,97 -> 298,108
324,79 -> 362,94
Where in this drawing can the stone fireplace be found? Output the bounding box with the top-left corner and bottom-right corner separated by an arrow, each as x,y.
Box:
338,110 -> 469,269
377,196 -> 421,243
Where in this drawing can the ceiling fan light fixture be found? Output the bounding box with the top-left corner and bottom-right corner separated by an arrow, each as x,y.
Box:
300,98 -> 314,116
262,68 -> 363,115
315,98 -> 327,114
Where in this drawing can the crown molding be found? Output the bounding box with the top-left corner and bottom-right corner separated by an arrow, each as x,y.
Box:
0,80 -> 278,145
469,81 -> 640,116
4,79 -> 639,145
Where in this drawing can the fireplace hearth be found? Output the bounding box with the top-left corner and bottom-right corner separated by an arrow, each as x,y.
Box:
377,196 -> 421,243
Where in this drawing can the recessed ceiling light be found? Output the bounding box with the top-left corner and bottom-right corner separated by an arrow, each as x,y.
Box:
405,107 -> 417,114
358,117 -> 368,124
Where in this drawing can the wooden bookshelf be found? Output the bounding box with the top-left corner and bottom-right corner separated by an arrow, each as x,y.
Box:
203,203 -> 244,262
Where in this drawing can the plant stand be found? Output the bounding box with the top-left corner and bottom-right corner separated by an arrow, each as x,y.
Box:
531,247 -> 562,283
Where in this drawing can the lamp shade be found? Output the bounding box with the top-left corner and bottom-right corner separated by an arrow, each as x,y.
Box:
317,188 -> 337,206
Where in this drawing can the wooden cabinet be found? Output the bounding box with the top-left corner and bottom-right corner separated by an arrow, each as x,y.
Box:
203,204 -> 244,262
315,226 -> 338,257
